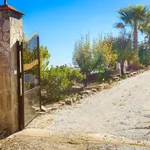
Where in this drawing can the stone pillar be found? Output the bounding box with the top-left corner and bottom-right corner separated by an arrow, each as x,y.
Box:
0,5 -> 24,138
123,60 -> 128,74
116,62 -> 121,76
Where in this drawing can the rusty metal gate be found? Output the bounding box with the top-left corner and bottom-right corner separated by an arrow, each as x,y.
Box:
17,34 -> 41,130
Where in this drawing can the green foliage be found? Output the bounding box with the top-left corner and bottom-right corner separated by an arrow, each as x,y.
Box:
40,46 -> 50,70
96,71 -> 110,82
45,65 -> 84,101
93,35 -> 117,70
112,32 -> 133,62
139,44 -> 150,66
73,34 -> 117,76
40,46 -> 51,88
73,34 -> 94,75
139,12 -> 150,45
117,4 -> 148,26
117,4 -> 149,52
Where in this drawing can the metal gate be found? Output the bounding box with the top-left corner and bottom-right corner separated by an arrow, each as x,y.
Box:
17,34 -> 41,130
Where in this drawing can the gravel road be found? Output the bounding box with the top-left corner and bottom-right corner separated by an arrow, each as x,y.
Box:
28,70 -> 150,142
1,70 -> 150,150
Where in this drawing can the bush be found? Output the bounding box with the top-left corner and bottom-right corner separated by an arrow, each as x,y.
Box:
73,34 -> 117,87
44,65 -> 84,102
139,44 -> 150,66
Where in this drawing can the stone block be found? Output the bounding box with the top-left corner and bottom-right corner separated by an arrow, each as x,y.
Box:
92,88 -> 97,93
0,9 -> 23,138
72,97 -> 77,102
65,99 -> 73,105
41,106 -> 47,112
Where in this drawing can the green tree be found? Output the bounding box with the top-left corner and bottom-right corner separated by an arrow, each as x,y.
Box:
113,32 -> 133,74
139,44 -> 150,66
117,4 -> 149,53
93,35 -> 117,70
40,46 -> 51,89
139,11 -> 150,45
46,65 -> 84,101
72,34 -> 94,86
73,34 -> 117,85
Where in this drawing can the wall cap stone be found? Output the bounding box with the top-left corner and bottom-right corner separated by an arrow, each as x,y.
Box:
0,5 -> 24,15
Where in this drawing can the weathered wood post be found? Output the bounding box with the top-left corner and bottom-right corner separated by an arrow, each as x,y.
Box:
0,3 -> 24,138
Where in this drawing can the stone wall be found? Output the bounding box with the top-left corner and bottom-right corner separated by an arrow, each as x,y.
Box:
10,11 -> 23,134
0,10 -> 11,138
0,10 -> 23,138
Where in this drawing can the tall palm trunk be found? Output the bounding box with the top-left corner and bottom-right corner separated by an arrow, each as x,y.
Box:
148,34 -> 150,46
121,60 -> 125,75
133,24 -> 138,54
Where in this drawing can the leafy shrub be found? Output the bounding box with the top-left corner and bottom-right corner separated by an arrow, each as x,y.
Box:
139,44 -> 150,66
45,65 -> 84,102
93,35 -> 117,69
73,33 -> 117,86
112,32 -> 133,63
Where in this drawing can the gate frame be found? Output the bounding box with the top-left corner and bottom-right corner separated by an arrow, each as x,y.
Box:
17,41 -> 25,130
37,36 -> 42,111
17,34 -> 41,131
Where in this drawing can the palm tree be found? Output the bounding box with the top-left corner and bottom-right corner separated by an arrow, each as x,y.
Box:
140,23 -> 150,45
139,12 -> 150,45
113,32 -> 132,74
117,4 -> 149,54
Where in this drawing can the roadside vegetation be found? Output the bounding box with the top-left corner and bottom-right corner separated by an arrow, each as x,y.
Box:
40,4 -> 150,103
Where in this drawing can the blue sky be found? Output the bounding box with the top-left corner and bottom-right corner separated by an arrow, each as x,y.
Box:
4,0 -> 150,66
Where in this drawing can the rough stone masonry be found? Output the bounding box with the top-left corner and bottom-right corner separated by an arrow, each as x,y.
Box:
0,5 -> 23,138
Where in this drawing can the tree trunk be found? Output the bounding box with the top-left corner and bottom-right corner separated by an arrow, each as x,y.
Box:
121,61 -> 125,76
84,74 -> 88,87
148,34 -> 150,46
133,24 -> 138,54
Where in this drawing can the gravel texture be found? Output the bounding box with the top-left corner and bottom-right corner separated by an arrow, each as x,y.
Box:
28,70 -> 150,142
1,70 -> 150,149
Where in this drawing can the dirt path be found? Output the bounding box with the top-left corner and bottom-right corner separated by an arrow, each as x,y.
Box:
1,70 -> 150,149
1,129 -> 150,150
29,70 -> 150,141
